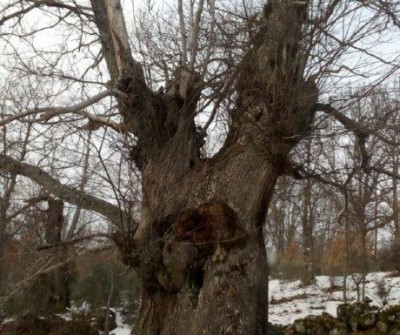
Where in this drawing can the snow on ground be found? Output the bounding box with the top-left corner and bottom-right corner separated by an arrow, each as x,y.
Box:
3,272 -> 397,332
107,272 -> 400,331
110,310 -> 131,335
269,272 -> 400,325
99,272 -> 400,331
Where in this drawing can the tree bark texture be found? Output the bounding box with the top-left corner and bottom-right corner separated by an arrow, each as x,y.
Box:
0,173 -> 17,294
0,233 -> 4,294
0,0 -> 317,332
33,199 -> 70,313
88,0 -> 317,333
301,143 -> 316,285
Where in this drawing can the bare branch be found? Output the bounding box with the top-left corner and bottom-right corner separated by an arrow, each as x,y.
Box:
0,89 -> 126,129
0,2 -> 42,26
36,89 -> 125,120
90,0 -> 145,83
178,0 -> 187,64
0,154 -> 132,229
318,103 -> 400,145
189,0 -> 206,71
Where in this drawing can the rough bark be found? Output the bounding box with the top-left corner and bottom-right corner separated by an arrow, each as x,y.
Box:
0,173 -> 17,294
0,0 -> 317,332
32,199 -> 70,313
392,155 -> 400,272
88,0 -> 317,334
301,177 -> 315,285
301,143 -> 316,285
0,0 -> 397,332
0,233 -> 4,294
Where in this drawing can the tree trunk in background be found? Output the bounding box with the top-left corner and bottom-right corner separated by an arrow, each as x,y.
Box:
392,154 -> 400,272
0,175 -> 16,295
33,199 -> 70,313
343,190 -> 350,303
301,141 -> 315,284
360,225 -> 368,301
0,232 -> 4,294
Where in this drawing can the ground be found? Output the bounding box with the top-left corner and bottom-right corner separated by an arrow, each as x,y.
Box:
269,272 -> 400,325
1,272 -> 400,333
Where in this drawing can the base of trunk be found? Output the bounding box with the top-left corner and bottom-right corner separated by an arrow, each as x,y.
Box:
133,238 -> 268,335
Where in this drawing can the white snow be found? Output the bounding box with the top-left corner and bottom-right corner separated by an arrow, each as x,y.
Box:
2,272 -> 399,332
107,309 -> 131,335
104,272 -> 400,332
269,272 -> 400,325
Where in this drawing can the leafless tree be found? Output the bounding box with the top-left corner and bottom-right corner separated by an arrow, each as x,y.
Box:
0,0 -> 400,333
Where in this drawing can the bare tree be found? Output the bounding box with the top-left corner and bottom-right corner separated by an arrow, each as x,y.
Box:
0,0 -> 400,333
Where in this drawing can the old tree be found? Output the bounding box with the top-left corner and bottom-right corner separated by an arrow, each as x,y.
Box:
1,0 -> 400,333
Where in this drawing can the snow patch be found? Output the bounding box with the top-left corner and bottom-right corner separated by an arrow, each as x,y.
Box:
269,272 -> 400,325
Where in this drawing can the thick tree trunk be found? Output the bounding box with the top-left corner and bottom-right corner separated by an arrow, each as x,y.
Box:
89,1 -> 316,334
130,150 -> 279,334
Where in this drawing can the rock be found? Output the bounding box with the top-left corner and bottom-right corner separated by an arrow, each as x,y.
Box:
294,319 -> 306,334
349,316 -> 359,332
376,321 -> 388,333
285,325 -> 296,335
267,322 -> 285,335
306,315 -> 332,335
348,302 -> 369,318
284,304 -> 400,335
320,313 -> 335,329
329,322 -> 348,335
308,322 -> 328,335
380,306 -> 400,325
388,323 -> 400,335
358,312 -> 378,330
338,304 -> 350,323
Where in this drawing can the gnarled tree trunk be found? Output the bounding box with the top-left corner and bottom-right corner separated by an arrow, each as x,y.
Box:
89,1 -> 317,334
131,152 -> 278,334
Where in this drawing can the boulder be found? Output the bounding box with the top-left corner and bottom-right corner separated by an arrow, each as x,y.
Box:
358,312 -> 378,330
329,322 -> 349,335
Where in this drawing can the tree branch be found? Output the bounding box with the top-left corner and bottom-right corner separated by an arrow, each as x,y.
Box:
0,154 -> 132,229
0,89 -> 127,131
315,103 -> 400,146
367,166 -> 400,180
90,0 -> 145,83
0,0 -> 92,28
36,89 -> 125,120
26,0 -> 93,18
0,2 -> 42,26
